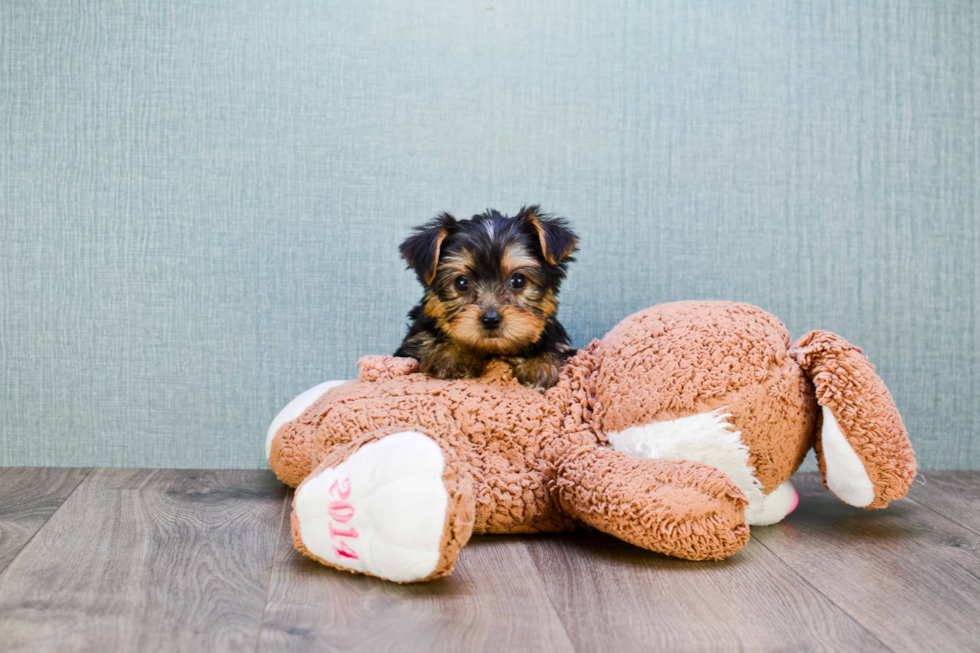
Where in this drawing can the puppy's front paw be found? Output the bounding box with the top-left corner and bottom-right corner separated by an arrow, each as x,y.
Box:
420,348 -> 484,380
425,360 -> 469,380
513,353 -> 562,390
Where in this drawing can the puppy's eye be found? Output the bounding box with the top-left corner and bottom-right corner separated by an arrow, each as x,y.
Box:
510,273 -> 527,290
454,276 -> 470,292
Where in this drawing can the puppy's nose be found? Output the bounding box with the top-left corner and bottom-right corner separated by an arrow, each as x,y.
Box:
480,310 -> 502,330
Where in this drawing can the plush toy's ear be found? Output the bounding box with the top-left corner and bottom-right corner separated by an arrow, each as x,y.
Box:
399,213 -> 457,286
790,331 -> 916,510
517,205 -> 578,265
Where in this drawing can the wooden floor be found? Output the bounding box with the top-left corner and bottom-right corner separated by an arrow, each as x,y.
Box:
0,470 -> 977,653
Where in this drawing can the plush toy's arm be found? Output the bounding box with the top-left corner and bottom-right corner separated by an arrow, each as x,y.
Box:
790,331 -> 916,509
549,440 -> 750,560
357,355 -> 419,382
544,341 -> 747,560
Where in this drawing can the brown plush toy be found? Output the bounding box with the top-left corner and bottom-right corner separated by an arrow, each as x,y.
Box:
266,301 -> 915,583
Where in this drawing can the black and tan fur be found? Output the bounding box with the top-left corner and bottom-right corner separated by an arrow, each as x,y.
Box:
395,206 -> 578,389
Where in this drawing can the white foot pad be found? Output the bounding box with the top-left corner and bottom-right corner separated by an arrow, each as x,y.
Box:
294,431 -> 449,582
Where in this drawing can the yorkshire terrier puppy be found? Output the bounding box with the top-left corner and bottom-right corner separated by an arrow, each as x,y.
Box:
394,206 -> 578,390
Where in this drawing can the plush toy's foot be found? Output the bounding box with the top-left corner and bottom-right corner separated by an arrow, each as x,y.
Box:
291,430 -> 475,583
745,481 -> 798,526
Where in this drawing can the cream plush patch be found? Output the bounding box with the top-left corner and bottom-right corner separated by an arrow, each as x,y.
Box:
294,431 -> 449,583
820,405 -> 875,507
265,380 -> 348,458
608,408 -> 795,526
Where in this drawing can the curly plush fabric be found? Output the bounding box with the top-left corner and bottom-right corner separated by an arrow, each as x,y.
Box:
274,358 -> 579,535
593,302 -> 817,494
268,300 -> 917,582
357,355 -> 420,382
790,331 -> 916,508
552,446 -> 750,560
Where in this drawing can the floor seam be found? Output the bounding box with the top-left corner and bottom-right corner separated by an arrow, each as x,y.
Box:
0,467 -> 95,581
520,539 -> 580,653
750,533 -> 896,653
904,496 -> 980,538
253,487 -> 292,653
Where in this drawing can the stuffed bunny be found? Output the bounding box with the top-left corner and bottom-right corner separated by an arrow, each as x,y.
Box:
266,301 -> 915,583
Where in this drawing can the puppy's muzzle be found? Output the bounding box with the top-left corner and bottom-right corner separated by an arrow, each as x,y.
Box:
480,310 -> 502,331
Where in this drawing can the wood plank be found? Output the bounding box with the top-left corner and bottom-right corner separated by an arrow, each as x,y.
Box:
754,472 -> 980,653
258,499 -> 576,653
524,529 -> 888,653
0,469 -> 289,652
907,471 -> 980,535
0,468 -> 91,574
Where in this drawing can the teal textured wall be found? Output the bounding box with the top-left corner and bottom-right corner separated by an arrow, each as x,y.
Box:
2,1 -> 977,469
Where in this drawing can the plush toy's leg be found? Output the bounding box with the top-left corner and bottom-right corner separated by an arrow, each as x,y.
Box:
266,380 -> 348,459
291,429 -> 475,583
551,443 -> 750,560
266,380 -> 349,487
267,361 -> 421,487
790,331 -> 916,509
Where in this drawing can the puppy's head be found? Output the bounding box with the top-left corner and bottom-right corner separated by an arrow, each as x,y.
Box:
400,206 -> 577,355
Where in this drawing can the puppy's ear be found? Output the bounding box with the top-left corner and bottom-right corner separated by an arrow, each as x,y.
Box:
518,206 -> 578,265
399,212 -> 457,286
